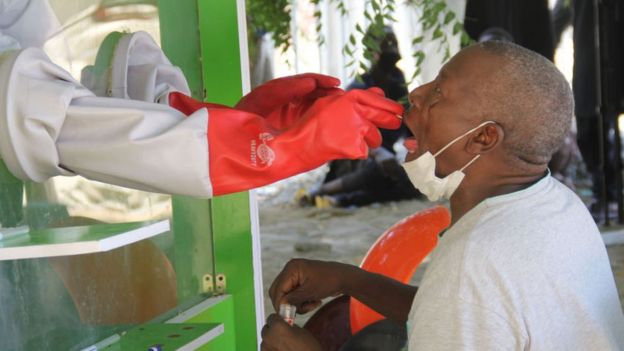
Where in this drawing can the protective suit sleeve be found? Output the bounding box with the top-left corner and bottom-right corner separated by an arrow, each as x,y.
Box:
80,31 -> 191,103
0,47 -> 213,197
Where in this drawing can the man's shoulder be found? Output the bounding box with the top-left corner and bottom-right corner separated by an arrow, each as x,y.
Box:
454,178 -> 600,268
476,176 -> 596,237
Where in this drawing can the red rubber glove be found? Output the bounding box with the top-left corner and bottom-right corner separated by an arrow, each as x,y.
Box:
169,89 -> 403,196
168,74 -> 342,131
168,97 -> 228,115
235,73 -> 342,130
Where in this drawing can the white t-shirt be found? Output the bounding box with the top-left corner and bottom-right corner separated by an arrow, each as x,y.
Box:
408,175 -> 624,350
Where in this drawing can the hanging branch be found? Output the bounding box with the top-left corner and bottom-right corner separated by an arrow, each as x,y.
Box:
246,0 -> 473,82
246,0 -> 292,52
407,0 -> 472,82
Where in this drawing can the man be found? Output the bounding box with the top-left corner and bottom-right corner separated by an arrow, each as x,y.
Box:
261,41 -> 624,350
0,0 -> 402,199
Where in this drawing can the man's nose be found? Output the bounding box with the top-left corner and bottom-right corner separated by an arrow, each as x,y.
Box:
408,82 -> 433,112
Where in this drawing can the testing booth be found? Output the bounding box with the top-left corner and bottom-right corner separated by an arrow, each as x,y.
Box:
0,0 -> 264,349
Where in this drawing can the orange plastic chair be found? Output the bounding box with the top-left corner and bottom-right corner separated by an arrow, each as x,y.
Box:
349,206 -> 451,334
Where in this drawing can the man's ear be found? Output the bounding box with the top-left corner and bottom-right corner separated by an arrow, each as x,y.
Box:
465,123 -> 503,154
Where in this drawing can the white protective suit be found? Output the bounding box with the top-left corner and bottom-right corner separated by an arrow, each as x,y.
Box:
0,0 -> 214,197
0,1 -> 404,200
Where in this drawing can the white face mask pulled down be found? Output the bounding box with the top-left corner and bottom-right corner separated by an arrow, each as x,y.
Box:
402,121 -> 495,202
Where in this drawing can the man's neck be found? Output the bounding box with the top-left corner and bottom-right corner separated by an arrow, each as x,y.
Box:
449,170 -> 548,225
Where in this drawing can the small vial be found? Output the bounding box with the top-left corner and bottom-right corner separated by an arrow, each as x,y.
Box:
279,303 -> 296,326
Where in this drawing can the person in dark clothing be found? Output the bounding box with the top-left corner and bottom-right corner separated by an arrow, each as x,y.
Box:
572,0 -> 618,219
304,28 -> 420,207
346,30 -> 410,153
553,0 -> 624,223
464,0 -> 555,60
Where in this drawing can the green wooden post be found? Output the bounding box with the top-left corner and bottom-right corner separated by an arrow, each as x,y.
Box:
158,0 -> 215,305
159,1 -> 261,349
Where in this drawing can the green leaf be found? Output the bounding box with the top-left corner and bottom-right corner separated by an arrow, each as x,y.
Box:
371,1 -> 381,12
461,31 -> 473,46
365,37 -> 381,52
423,19 -> 436,31
432,26 -> 444,40
452,21 -> 462,35
443,11 -> 455,25
414,50 -> 425,66
398,95 -> 409,106
350,34 -> 356,46
343,45 -> 353,56
420,7 -> 432,21
384,13 -> 397,22
410,67 -> 422,80
412,36 -> 424,44
443,47 -> 451,62
432,1 -> 446,14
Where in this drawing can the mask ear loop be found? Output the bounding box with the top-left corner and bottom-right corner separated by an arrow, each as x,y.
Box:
460,154 -> 481,172
433,121 -> 495,158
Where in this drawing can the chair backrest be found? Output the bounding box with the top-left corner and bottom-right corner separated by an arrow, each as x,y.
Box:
350,206 -> 451,334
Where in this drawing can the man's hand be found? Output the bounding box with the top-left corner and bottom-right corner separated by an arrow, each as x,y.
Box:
269,259 -> 354,314
260,314 -> 323,351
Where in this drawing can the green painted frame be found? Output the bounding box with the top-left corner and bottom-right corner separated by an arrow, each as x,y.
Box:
159,0 -> 260,349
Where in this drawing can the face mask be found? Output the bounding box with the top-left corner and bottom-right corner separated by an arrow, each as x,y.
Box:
402,121 -> 494,201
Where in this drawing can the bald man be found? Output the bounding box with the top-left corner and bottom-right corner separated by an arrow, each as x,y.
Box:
261,41 -> 624,350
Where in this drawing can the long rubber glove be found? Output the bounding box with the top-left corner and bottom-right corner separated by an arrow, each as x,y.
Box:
170,73 -> 342,131
169,89 -> 403,195
235,73 -> 341,130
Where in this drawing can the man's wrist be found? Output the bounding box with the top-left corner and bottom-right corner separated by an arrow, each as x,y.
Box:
337,262 -> 363,296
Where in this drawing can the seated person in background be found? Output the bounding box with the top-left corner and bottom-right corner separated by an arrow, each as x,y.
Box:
305,147 -> 420,207
261,41 -> 624,350
303,27 -> 420,207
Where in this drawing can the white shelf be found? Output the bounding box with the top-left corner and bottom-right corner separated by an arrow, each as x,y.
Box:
0,220 -> 170,260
